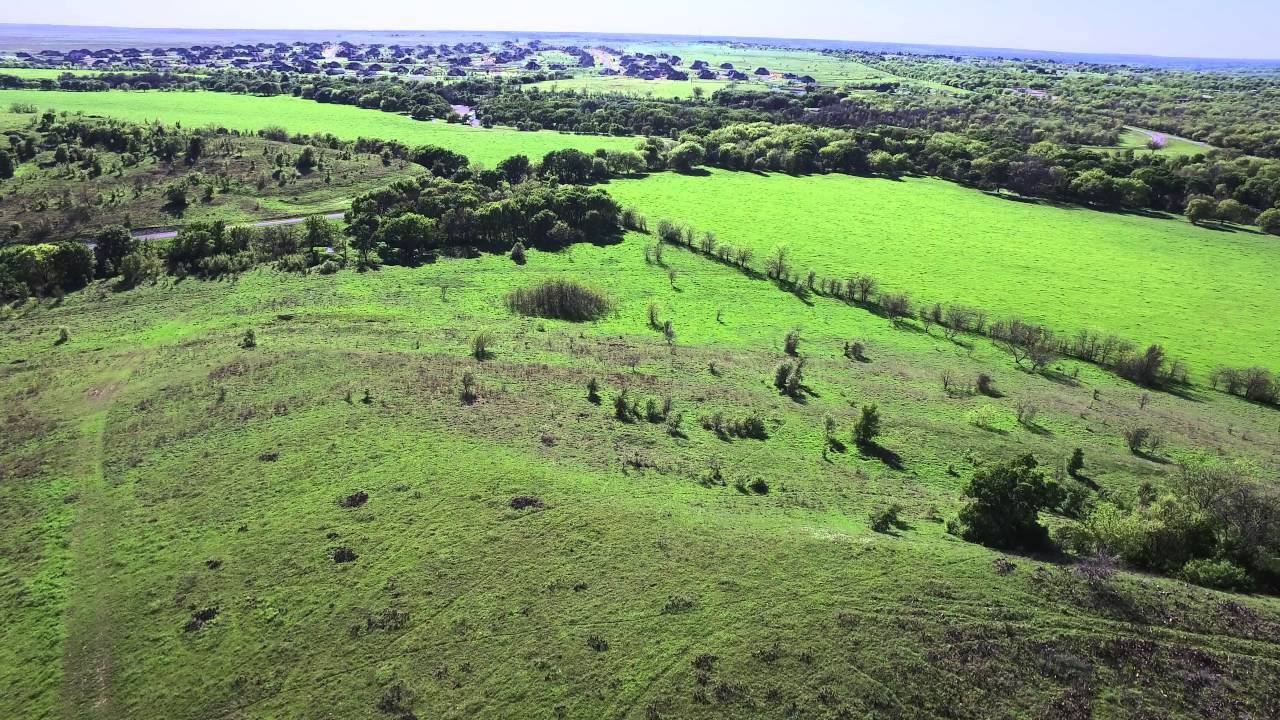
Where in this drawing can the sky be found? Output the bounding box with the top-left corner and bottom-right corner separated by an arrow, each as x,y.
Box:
4,0 -> 1278,60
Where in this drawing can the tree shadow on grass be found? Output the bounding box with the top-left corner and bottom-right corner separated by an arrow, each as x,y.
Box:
858,442 -> 904,471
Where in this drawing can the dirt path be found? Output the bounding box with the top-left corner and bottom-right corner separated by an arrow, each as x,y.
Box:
131,211 -> 345,241
60,363 -> 137,720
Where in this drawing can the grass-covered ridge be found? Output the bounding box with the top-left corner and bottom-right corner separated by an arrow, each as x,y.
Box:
4,223 -> 1279,719
0,89 -> 640,166
608,169 -> 1280,374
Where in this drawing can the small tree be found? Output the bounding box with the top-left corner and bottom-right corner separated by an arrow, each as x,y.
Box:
1257,208 -> 1280,236
586,377 -> 601,404
510,241 -> 527,265
1067,448 -> 1085,478
956,454 -> 1063,550
783,329 -> 801,356
240,328 -> 257,349
1184,197 -> 1216,224
853,404 -> 881,447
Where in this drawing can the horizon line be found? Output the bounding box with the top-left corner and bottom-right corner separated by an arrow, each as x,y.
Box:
2,22 -> 1279,64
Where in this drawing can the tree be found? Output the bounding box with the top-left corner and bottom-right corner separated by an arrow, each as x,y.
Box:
1216,198 -> 1252,225
377,213 -> 439,266
295,146 -> 318,174
853,404 -> 881,447
667,142 -> 705,172
1067,448 -> 1085,478
497,154 -> 531,184
1256,208 -> 1280,236
957,454 -> 1063,551
92,225 -> 136,278
1184,196 -> 1216,224
185,136 -> 205,164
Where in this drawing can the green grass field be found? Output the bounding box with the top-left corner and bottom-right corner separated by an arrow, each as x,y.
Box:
0,67 -> 173,79
619,42 -> 965,92
527,75 -> 732,98
1091,126 -> 1212,157
607,169 -> 1280,375
4,220 -> 1279,719
0,89 -> 640,167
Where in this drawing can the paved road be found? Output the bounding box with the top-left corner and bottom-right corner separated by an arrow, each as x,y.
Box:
131,211 -> 346,241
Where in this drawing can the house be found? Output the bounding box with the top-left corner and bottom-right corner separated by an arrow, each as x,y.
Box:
754,67 -> 770,75
447,67 -> 466,77
600,68 -> 619,76
719,62 -> 733,69
697,68 -> 716,80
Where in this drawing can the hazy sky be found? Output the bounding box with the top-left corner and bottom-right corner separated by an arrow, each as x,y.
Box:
5,0 -> 1278,59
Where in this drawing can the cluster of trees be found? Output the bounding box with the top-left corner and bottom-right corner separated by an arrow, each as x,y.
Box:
1060,458 -> 1280,592
1209,366 -> 1279,406
344,148 -> 622,265
0,240 -> 93,297
852,52 -> 1280,158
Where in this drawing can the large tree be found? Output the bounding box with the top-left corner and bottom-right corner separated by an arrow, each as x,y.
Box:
957,455 -> 1063,551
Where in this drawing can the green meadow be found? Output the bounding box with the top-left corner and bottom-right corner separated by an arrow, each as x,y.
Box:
0,89 -> 639,166
608,169 -> 1280,375
1091,126 -> 1213,157
527,74 -> 732,98
5,221 -> 1279,719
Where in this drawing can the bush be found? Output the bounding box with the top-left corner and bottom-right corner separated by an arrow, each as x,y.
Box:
239,328 -> 256,349
869,504 -> 905,533
471,330 -> 494,360
957,454 -> 1063,551
586,377 -> 601,404
1124,426 -> 1161,455
506,279 -> 612,321
1181,558 -> 1253,592
117,250 -> 162,288
1067,448 -> 1085,478
853,404 -> 880,446
510,241 -> 527,265
967,404 -> 1002,431
783,329 -> 801,356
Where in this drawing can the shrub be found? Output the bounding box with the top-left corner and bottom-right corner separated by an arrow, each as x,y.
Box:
843,340 -> 866,361
586,377 -> 601,404
275,253 -> 309,273
957,454 -> 1063,551
470,330 -> 494,360
239,328 -> 256,349
1123,426 -> 1161,455
314,259 -> 341,275
118,250 -> 162,288
460,371 -> 478,404
1015,399 -> 1038,427
869,504 -> 905,533
853,404 -> 880,446
1067,448 -> 1085,478
783,329 -> 801,356
967,404 -> 1002,431
747,477 -> 769,494
1181,558 -> 1253,592
509,241 -> 527,265
56,326 -> 70,345
647,302 -> 661,328
506,279 -> 612,321
976,373 -> 998,397
614,389 -> 632,421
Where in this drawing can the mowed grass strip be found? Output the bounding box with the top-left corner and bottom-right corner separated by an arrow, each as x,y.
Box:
608,169 -> 1280,374
0,89 -> 640,166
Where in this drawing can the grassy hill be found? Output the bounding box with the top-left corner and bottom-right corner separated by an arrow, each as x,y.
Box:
0,89 -> 639,167
607,169 -> 1280,375
3,223 -> 1279,719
